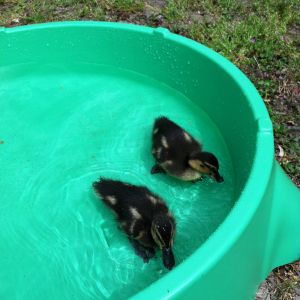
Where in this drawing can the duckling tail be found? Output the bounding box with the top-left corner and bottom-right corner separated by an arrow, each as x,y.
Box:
92,177 -> 109,196
154,116 -> 171,126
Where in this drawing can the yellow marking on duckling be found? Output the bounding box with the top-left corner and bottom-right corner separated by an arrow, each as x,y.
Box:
130,207 -> 142,219
204,162 -> 217,170
135,230 -> 145,240
129,220 -> 136,234
161,136 -> 169,148
189,159 -> 210,174
156,147 -> 162,159
106,195 -> 117,205
177,168 -> 203,181
154,128 -> 159,134
147,195 -> 158,205
162,160 -> 173,167
183,132 -> 192,142
153,228 -> 165,248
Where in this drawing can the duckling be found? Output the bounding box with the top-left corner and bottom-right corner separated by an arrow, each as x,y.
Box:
93,178 -> 176,270
151,116 -> 224,183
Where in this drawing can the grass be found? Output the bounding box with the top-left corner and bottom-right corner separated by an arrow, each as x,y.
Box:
272,261 -> 300,300
0,0 -> 299,298
0,0 -> 145,23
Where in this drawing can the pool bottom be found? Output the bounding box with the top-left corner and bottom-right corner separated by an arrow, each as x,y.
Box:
0,63 -> 235,300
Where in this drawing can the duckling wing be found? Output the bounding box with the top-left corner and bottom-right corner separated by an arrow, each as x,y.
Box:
152,117 -> 201,173
93,179 -> 165,222
124,218 -> 156,248
113,185 -> 168,224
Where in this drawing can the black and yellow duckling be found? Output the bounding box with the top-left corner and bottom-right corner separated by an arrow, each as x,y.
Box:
151,116 -> 224,183
93,178 -> 176,270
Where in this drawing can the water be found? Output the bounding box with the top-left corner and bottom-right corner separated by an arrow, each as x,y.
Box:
0,63 -> 235,300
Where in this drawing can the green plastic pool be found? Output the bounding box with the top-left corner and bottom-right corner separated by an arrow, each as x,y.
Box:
0,22 -> 299,300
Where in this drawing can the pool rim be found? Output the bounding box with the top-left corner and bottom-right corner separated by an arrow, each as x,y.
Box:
0,21 -> 275,299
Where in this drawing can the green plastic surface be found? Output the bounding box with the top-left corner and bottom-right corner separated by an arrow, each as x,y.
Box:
0,22 -> 299,300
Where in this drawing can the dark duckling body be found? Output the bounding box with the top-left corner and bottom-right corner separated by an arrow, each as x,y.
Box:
151,116 -> 224,182
93,178 -> 176,270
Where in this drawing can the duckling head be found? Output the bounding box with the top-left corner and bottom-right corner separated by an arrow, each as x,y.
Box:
188,151 -> 224,183
151,214 -> 175,270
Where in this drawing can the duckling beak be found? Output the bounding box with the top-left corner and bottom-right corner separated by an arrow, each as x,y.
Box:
213,171 -> 224,183
162,247 -> 175,270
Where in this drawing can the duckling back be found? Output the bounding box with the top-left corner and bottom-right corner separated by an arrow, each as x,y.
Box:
93,178 -> 169,223
152,117 -> 202,177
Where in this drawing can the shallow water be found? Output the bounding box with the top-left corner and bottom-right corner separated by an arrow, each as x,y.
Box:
0,63 -> 235,300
